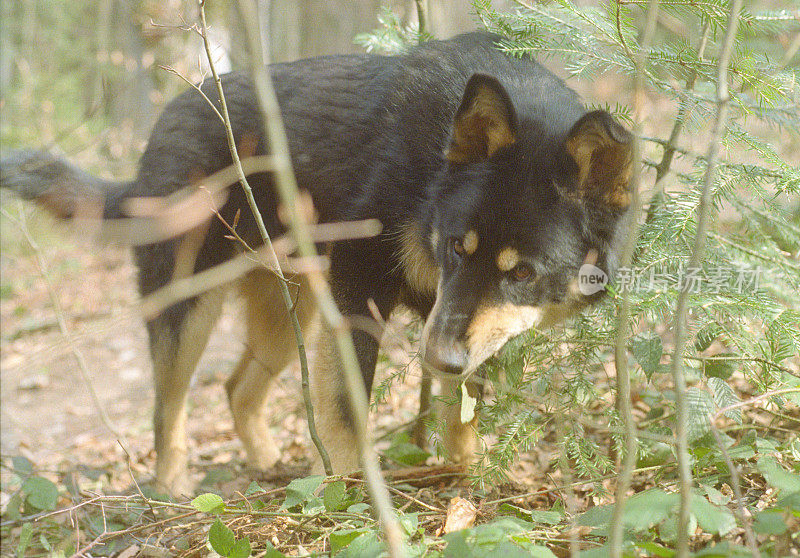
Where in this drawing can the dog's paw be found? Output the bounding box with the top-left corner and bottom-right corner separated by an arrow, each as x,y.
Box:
310,447 -> 361,476
245,442 -> 281,472
154,473 -> 195,499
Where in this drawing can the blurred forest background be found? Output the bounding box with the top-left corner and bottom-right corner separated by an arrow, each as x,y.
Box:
0,0 -> 485,170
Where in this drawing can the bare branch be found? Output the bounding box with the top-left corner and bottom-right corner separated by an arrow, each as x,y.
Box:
2,204 -> 122,439
194,1 -> 333,476
668,1 -> 744,555
235,1 -> 406,555
608,0 -> 660,554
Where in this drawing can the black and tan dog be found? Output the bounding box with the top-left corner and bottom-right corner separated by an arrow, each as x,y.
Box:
1,32 -> 633,494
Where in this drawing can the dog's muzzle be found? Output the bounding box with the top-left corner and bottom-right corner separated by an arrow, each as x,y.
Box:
422,337 -> 468,375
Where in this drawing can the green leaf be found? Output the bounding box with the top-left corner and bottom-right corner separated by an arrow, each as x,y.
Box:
521,546 -> 558,558
658,513 -> 698,543
12,455 -> 33,476
694,324 -> 721,352
686,387 -> 715,443
2,493 -> 22,520
707,377 -> 741,422
758,456 -> 800,494
753,510 -> 788,535
347,502 -> 370,514
483,541 -> 539,557
336,531 -> 383,558
384,438 -> 431,466
499,503 -> 563,525
21,476 -> 58,511
39,533 -> 51,551
209,518 -> 235,556
504,352 -> 525,386
323,480 -> 347,512
577,504 -> 613,527
443,521 -> 540,558
191,493 -> 225,514
622,489 -> 679,530
399,512 -> 419,536
473,518 -> 528,543
690,493 -> 736,536
17,522 -> 33,556
767,311 -> 800,362
281,475 -> 324,510
229,538 -> 252,558
631,334 -> 663,379
702,484 -> 730,506
577,545 -> 615,558
443,530 -> 471,557
261,540 -> 286,558
330,528 -> 368,554
703,355 -> 736,379
244,481 -> 266,495
635,541 -> 674,557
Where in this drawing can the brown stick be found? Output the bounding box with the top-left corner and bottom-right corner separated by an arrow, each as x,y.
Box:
195,1 -> 332,476
234,2 -> 406,555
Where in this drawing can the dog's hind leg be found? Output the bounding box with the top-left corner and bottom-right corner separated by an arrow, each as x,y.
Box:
225,270 -> 317,471
149,287 -> 226,496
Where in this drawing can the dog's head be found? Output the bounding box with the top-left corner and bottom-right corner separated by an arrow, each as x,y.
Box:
415,73 -> 633,377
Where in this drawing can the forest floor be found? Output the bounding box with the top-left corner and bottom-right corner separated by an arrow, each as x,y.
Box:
3,202 -> 796,558
1,207 -> 587,555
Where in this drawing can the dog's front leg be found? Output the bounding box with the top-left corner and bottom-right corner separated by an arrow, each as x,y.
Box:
439,376 -> 482,466
310,325 -> 381,474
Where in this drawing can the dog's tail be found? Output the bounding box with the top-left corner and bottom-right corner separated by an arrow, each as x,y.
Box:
0,149 -> 132,219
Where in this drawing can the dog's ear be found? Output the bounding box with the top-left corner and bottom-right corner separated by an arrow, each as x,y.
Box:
446,74 -> 518,163
565,110 -> 633,210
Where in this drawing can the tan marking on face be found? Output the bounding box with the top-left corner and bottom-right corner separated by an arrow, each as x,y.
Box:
464,302 -> 542,373
430,229 -> 440,252
496,246 -> 520,272
462,297 -> 591,375
399,224 -> 440,295
463,230 -> 478,255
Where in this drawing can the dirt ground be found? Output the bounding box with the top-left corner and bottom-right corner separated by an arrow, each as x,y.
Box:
0,209 -> 481,498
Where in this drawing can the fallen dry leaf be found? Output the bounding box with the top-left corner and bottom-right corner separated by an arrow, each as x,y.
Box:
443,496 -> 477,534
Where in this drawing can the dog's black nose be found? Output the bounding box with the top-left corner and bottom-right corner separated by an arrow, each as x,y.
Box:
423,340 -> 468,375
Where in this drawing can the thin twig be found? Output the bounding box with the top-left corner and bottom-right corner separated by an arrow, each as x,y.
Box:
655,22 -> 710,183
3,205 -> 121,439
414,0 -> 428,38
668,1 -> 744,555
159,64 -> 222,122
194,0 -> 333,477
713,388 -> 800,422
644,21 -> 711,225
552,369 -> 580,556
709,425 -> 760,558
685,354 -> 800,382
608,0 -> 660,555
234,1 -> 405,555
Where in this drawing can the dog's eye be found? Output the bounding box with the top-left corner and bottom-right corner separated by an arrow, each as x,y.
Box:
451,238 -> 466,257
511,263 -> 533,282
